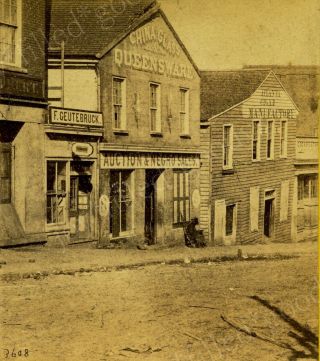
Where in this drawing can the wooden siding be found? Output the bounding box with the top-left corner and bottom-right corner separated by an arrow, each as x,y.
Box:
201,72 -> 298,245
200,125 -> 210,240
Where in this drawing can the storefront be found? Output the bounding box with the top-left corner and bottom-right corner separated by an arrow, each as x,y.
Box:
47,1 -> 202,247
99,148 -> 200,246
44,107 -> 103,245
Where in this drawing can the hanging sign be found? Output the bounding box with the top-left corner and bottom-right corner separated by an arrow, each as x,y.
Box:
71,143 -> 94,157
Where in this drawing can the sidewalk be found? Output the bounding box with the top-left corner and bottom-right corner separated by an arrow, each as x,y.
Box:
0,241 -> 317,281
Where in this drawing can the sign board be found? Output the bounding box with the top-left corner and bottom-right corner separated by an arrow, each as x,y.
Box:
101,152 -> 200,169
0,72 -> 44,100
50,107 -> 103,127
242,74 -> 298,120
71,143 -> 94,157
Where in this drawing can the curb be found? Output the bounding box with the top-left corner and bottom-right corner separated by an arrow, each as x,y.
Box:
0,253 -> 299,282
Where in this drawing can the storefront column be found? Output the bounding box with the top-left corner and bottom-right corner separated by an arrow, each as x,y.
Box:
291,176 -> 298,242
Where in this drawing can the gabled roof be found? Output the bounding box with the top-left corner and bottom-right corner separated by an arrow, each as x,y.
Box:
47,0 -> 199,74
48,0 -> 157,56
200,69 -> 271,121
244,65 -> 320,137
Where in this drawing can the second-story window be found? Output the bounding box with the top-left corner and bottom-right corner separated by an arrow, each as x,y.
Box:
280,120 -> 287,157
267,120 -> 274,159
0,0 -> 20,66
113,77 -> 126,130
223,125 -> 233,169
150,83 -> 161,133
180,88 -> 190,135
252,121 -> 260,160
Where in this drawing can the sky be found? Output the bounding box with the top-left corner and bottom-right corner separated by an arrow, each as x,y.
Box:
159,0 -> 320,70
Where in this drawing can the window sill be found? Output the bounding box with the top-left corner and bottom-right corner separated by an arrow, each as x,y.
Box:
222,168 -> 235,175
113,129 -> 129,135
180,134 -> 191,139
0,64 -> 28,74
252,159 -> 261,163
266,158 -> 275,161
150,132 -> 163,137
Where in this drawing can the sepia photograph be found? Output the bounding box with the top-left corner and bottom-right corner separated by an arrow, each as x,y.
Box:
0,0 -> 319,360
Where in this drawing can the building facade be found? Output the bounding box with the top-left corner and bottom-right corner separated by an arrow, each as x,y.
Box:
47,0 -> 201,247
245,65 -> 319,242
200,70 -> 299,245
46,55 -> 103,246
0,0 -> 47,246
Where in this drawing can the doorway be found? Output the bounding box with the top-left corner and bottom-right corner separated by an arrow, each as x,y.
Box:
145,170 -> 162,245
69,175 -> 92,242
264,198 -> 274,238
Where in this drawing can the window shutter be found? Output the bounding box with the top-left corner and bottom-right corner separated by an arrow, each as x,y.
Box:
250,186 -> 259,231
280,180 -> 290,221
214,199 -> 226,242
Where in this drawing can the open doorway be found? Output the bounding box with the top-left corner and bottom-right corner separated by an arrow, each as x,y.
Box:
145,169 -> 162,245
264,192 -> 275,238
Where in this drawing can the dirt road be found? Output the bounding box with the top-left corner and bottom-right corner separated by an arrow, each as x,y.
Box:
1,253 -> 318,361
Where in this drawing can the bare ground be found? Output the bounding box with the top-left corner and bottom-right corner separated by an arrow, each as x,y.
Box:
1,253 -> 318,361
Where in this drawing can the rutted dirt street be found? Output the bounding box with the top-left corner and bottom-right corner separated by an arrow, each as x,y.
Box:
1,252 -> 318,361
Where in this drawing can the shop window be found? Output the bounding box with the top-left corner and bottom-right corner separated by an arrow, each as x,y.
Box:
0,0 -> 21,66
110,170 -> 133,237
280,120 -> 287,157
252,120 -> 260,160
173,170 -> 190,226
180,88 -> 190,135
226,204 -> 236,236
303,177 -> 310,199
267,120 -> 274,159
310,176 -> 318,198
0,144 -> 11,203
112,77 -> 126,130
46,161 -> 67,224
300,175 -> 318,200
150,82 -> 161,133
223,125 -> 233,169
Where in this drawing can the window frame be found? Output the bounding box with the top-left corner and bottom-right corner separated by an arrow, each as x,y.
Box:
112,76 -> 127,131
173,170 -> 190,227
280,120 -> 288,158
252,120 -> 261,161
266,120 -> 274,160
0,0 -> 22,68
109,170 -> 134,238
149,82 -> 161,133
46,160 -> 67,225
223,124 -> 233,169
179,87 -> 190,136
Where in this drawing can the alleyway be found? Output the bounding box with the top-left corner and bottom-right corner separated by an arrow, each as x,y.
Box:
1,245 -> 318,361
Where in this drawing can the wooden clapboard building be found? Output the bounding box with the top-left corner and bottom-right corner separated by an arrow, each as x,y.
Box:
244,65 -> 319,242
200,70 -> 299,245
48,0 -> 201,247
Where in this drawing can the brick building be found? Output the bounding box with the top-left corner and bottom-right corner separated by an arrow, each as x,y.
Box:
47,0 -> 201,246
200,70 -> 299,245
0,0 -> 47,246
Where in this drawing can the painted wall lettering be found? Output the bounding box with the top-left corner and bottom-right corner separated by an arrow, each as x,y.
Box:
101,152 -> 200,169
114,17 -> 196,80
